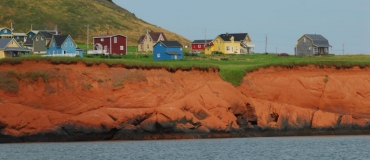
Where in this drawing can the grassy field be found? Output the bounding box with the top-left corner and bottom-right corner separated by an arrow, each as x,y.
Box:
1,54 -> 370,86
76,43 -> 138,53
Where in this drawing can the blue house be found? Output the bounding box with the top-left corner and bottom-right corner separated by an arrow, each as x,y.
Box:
153,41 -> 183,60
0,28 -> 13,39
46,35 -> 81,57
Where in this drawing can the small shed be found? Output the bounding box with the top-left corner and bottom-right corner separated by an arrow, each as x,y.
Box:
295,34 -> 332,56
153,41 -> 183,60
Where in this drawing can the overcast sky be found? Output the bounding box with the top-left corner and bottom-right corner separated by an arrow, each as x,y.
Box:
115,0 -> 370,54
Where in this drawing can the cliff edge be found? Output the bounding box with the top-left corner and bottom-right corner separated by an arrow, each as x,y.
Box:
0,62 -> 369,142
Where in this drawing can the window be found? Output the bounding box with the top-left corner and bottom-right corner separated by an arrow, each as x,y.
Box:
36,37 -> 39,41
120,46 -> 124,50
64,43 -> 67,47
57,50 -> 59,54
53,51 -> 55,54
198,45 -> 201,48
29,35 -> 32,38
114,37 -> 117,43
101,38 -> 104,42
157,53 -> 160,58
309,47 -> 312,50
4,30 -> 7,33
218,46 -> 220,51
16,36 -> 19,40
226,46 -> 230,51
303,37 -> 306,43
41,37 -> 44,41
70,42 -> 73,47
216,40 -> 218,44
236,46 -> 238,51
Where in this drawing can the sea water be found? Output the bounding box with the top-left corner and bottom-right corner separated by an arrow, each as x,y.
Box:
1,136 -> 369,160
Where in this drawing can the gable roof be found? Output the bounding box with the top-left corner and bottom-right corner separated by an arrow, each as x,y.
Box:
0,28 -> 11,32
13,32 -> 27,36
192,40 -> 213,44
149,32 -> 167,41
93,34 -> 127,38
0,38 -> 12,49
39,31 -> 54,39
304,34 -> 331,47
218,33 -> 249,41
138,35 -> 145,44
47,35 -> 75,48
158,41 -> 182,48
24,38 -> 33,46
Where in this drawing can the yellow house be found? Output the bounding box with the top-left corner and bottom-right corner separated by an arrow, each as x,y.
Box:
0,38 -> 30,59
205,33 -> 255,54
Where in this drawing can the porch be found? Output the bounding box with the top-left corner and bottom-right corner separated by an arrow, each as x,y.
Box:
4,47 -> 31,58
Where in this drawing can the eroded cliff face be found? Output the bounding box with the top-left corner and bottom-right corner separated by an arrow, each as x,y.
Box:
0,62 -> 369,142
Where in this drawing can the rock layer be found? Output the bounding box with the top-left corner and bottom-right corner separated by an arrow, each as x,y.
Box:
0,62 -> 370,143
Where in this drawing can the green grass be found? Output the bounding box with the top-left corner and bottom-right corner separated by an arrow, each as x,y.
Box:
1,54 -> 370,86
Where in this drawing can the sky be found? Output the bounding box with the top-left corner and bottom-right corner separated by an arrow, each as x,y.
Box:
115,0 -> 370,54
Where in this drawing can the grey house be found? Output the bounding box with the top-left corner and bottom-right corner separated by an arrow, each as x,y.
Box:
295,34 -> 332,56
33,31 -> 58,54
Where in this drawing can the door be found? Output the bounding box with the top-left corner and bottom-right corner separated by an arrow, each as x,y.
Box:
174,55 -> 177,60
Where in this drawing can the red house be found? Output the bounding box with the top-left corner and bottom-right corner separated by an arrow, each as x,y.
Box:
191,39 -> 213,51
93,34 -> 127,55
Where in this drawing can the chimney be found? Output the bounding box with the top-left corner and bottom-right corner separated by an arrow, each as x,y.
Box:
226,32 -> 228,36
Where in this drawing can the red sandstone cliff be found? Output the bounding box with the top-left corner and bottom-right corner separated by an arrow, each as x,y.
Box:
0,62 -> 369,142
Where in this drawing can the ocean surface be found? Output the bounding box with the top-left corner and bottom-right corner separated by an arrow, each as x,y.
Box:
1,136 -> 370,160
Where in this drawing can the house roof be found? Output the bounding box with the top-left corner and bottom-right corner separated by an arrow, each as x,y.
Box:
166,51 -> 181,55
24,38 -> 33,46
0,28 -> 11,31
39,31 -> 54,39
159,41 -> 182,47
138,32 -> 167,44
54,35 -> 70,47
149,32 -> 167,41
218,33 -> 249,41
0,38 -> 12,49
304,34 -> 331,47
13,32 -> 27,36
138,35 -> 145,44
192,39 -> 213,44
4,47 -> 30,52
93,34 -> 127,38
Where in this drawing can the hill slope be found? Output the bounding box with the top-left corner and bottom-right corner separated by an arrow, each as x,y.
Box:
0,0 -> 190,46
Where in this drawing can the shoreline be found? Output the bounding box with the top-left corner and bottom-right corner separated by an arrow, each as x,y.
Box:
2,128 -> 370,143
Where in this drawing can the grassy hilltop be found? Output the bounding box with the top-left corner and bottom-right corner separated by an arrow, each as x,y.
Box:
0,0 -> 190,46
2,53 -> 370,86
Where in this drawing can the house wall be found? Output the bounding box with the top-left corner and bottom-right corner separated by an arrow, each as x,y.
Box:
191,43 -> 205,51
205,45 -> 215,54
138,35 -> 155,52
110,36 -> 127,55
0,28 -> 12,37
296,36 -> 314,56
33,34 -> 48,54
0,50 -> 4,59
27,32 -> 36,39
94,36 -> 127,55
223,41 -> 241,54
153,44 -> 183,60
212,36 -> 226,53
47,40 -> 62,54
47,37 -> 77,55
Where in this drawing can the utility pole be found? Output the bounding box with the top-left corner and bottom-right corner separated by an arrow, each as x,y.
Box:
146,29 -> 149,53
265,35 -> 268,53
86,24 -> 90,51
205,29 -> 206,47
342,43 -> 345,55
